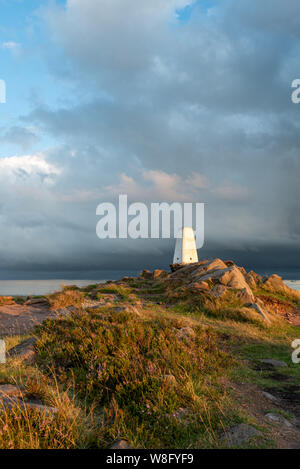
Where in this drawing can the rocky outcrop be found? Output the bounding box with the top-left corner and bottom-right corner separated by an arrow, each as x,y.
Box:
8,337 -> 37,362
0,296 -> 15,305
249,302 -> 270,323
170,259 -> 254,305
140,270 -> 153,279
263,274 -> 300,301
237,287 -> 255,305
190,281 -> 210,292
141,259 -> 300,324
24,297 -> 50,308
211,284 -> 228,298
153,269 -> 169,279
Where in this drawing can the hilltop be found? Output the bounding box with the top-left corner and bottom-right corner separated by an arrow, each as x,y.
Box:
0,259 -> 299,449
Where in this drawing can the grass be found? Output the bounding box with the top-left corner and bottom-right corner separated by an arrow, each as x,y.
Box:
0,296 -> 15,306
0,275 -> 299,449
0,339 -> 97,448
254,286 -> 300,305
34,307 -> 236,448
47,289 -> 84,310
97,284 -> 132,301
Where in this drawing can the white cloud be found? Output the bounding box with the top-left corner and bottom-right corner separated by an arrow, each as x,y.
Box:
2,41 -> 20,50
107,170 -> 249,203
0,153 -> 62,185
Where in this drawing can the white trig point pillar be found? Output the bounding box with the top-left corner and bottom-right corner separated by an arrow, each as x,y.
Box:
173,227 -> 198,264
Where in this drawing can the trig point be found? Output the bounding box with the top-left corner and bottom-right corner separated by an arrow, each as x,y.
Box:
172,227 -> 198,266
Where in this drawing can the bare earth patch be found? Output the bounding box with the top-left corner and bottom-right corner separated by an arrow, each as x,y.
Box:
227,381 -> 300,449
0,304 -> 57,336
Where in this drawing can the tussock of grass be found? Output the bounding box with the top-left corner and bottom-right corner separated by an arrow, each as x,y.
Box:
35,307 -> 235,448
254,287 -> 299,305
171,298 -> 264,327
0,355 -> 97,449
0,296 -> 15,306
47,289 -> 84,310
97,284 -> 133,301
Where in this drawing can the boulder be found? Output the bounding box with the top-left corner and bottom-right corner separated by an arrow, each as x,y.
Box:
0,384 -> 24,398
264,274 -> 300,300
24,297 -> 50,307
264,274 -> 283,291
249,271 -> 262,284
0,397 -> 57,416
238,267 -> 247,277
249,302 -> 270,323
211,285 -> 228,298
194,264 -> 252,297
171,261 -> 206,278
176,327 -> 195,340
153,269 -> 169,279
170,263 -> 183,273
170,259 -> 257,302
261,391 -> 280,403
7,337 -> 37,362
218,266 -> 252,292
221,423 -> 260,446
140,270 -> 153,280
265,413 -> 293,428
245,273 -> 258,289
110,440 -> 131,449
120,276 -> 135,282
189,281 -> 210,291
259,359 -> 288,368
0,296 -> 15,305
237,287 -> 255,305
192,259 -> 228,279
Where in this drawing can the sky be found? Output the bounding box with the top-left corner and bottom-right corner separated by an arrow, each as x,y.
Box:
0,0 -> 300,278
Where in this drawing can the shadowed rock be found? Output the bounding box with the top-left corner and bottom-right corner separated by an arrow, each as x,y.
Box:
7,337 -> 37,362
140,270 -> 153,279
211,284 -> 228,298
237,287 -> 255,305
265,413 -> 293,428
221,423 -> 261,446
153,269 -> 169,279
24,297 -> 50,307
176,326 -> 195,340
0,384 -> 25,398
110,439 -> 131,449
249,302 -> 270,323
0,396 -> 58,416
261,391 -> 280,403
191,281 -> 210,291
259,359 -> 288,368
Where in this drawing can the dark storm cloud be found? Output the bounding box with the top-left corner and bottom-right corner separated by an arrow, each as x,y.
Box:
1,0 -> 300,274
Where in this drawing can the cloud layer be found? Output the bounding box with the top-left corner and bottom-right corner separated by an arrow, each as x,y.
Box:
1,0 -> 300,275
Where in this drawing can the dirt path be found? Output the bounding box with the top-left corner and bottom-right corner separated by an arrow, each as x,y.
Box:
228,381 -> 300,449
0,304 -> 57,336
